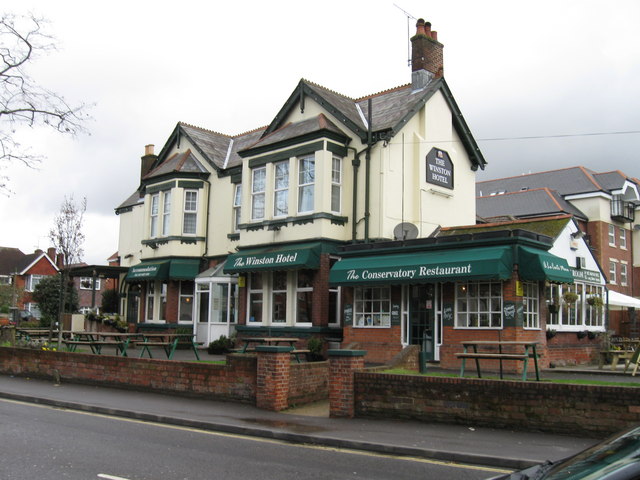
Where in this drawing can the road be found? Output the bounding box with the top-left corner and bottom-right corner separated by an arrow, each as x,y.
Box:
0,398 -> 509,479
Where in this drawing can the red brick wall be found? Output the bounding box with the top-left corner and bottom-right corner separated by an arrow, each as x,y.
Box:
256,350 -> 290,410
288,361 -> 329,405
342,325 -> 403,364
329,353 -> 365,418
355,372 -> 640,437
546,332 -> 600,366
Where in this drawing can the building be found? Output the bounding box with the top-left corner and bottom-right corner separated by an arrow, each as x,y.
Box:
0,247 -> 59,319
116,18 -> 585,369
477,167 -> 640,336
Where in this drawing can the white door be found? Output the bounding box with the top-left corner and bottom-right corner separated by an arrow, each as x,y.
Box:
195,281 -> 237,346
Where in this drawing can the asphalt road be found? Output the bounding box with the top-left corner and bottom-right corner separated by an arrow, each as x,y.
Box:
0,398 -> 510,480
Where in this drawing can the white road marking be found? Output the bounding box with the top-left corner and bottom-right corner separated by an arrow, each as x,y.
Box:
98,475 -> 131,480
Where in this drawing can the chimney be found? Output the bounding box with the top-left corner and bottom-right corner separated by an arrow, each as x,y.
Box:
47,247 -> 57,264
140,144 -> 157,181
411,19 -> 444,91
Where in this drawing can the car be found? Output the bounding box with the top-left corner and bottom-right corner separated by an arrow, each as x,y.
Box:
488,425 -> 640,479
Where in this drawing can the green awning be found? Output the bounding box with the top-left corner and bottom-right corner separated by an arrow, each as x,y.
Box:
517,246 -> 573,283
329,245 -> 514,286
125,258 -> 200,282
224,242 -> 330,274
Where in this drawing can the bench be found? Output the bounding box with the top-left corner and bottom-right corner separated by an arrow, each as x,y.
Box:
456,341 -> 541,381
291,349 -> 310,363
599,349 -> 635,370
61,339 -> 127,355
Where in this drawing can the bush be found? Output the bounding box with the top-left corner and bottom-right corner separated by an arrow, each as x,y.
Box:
207,335 -> 234,355
307,337 -> 324,361
100,288 -> 119,313
32,275 -> 78,326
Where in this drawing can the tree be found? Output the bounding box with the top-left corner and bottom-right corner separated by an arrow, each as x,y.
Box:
31,275 -> 78,327
48,195 -> 86,340
0,13 -> 90,191
100,288 -> 120,314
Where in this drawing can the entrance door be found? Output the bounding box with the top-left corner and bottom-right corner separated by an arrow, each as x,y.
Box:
408,284 -> 437,361
126,285 -> 140,325
195,281 -> 238,346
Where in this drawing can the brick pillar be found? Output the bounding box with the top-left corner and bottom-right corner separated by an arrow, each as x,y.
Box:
328,349 -> 366,418
255,346 -> 292,411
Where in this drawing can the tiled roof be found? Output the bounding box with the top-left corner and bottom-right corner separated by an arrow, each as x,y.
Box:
144,149 -> 208,179
116,190 -> 143,212
477,188 -> 588,221
440,215 -> 572,240
0,247 -> 25,275
591,171 -> 632,193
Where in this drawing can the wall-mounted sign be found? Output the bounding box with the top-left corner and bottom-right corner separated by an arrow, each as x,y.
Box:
426,148 -> 453,190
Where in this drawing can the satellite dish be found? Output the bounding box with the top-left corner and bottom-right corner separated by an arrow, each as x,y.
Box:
393,222 -> 419,241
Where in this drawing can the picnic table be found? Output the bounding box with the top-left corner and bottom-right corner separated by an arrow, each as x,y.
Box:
456,341 -> 541,381
62,331 -> 138,357
137,332 -> 202,360
599,339 -> 640,371
16,328 -> 64,341
236,337 -> 309,363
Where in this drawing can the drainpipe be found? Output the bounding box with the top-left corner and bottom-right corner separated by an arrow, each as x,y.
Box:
348,146 -> 367,242
202,178 -> 212,259
364,99 -> 373,243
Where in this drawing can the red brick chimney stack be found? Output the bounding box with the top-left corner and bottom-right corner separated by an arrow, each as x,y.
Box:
411,18 -> 444,90
140,144 -> 157,181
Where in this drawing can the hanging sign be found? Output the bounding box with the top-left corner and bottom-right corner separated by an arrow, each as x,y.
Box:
426,148 -> 453,190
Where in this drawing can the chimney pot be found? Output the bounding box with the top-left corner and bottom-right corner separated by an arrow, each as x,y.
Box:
431,31 -> 438,41
145,144 -> 155,156
410,17 -> 444,88
415,18 -> 426,36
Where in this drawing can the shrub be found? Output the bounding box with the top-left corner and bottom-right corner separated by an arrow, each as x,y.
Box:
307,337 -> 324,361
207,335 -> 234,355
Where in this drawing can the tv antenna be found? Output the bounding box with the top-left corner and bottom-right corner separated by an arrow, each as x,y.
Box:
394,3 -> 417,67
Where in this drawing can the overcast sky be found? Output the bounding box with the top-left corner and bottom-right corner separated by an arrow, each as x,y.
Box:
1,0 -> 639,264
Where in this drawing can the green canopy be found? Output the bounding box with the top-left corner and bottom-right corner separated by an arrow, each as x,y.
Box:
329,245 -> 514,286
125,258 -> 200,282
517,246 -> 573,283
224,242 -> 331,274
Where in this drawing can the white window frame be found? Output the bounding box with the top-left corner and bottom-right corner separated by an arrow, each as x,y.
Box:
620,262 -> 628,286
150,193 -> 160,238
183,190 -> 198,235
26,302 -> 41,319
295,270 -> 314,326
608,224 -> 616,246
79,277 -> 101,290
233,184 -> 242,232
271,271 -> 287,324
146,282 -> 155,322
522,281 -> 539,329
353,287 -> 391,328
178,281 -> 194,323
619,228 -> 627,250
547,283 -> 604,330
159,281 -> 167,321
273,161 -> 289,217
609,260 -> 617,285
455,282 -> 503,329
162,190 -> 171,237
26,274 -> 45,292
298,156 -> 315,214
331,156 -> 342,213
251,167 -> 266,220
328,286 -> 341,327
247,272 -> 264,324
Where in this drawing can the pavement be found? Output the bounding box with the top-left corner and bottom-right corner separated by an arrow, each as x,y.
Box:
1,350 -> 638,471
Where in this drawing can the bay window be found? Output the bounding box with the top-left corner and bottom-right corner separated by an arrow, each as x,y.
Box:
162,190 -> 171,236
150,193 -> 159,237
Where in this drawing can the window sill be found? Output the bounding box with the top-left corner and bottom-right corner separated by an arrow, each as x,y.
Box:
239,213 -> 348,232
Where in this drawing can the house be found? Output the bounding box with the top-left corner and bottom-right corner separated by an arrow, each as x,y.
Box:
0,247 -> 59,319
477,167 -> 640,336
116,18 -> 578,367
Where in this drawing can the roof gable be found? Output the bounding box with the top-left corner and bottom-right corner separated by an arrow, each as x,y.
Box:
17,252 -> 58,275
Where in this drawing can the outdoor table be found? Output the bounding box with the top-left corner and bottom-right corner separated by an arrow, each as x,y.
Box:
137,333 -> 201,360
238,337 -> 300,353
456,341 -> 541,381
62,331 -> 140,356
16,328 -> 63,341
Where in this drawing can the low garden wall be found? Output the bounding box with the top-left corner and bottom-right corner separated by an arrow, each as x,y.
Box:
354,372 -> 640,437
0,347 -> 329,409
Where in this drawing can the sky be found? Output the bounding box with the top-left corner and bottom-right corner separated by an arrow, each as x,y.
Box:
1,0 -> 639,264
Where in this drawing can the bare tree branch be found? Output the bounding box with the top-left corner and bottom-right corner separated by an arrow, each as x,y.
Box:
0,13 -> 92,192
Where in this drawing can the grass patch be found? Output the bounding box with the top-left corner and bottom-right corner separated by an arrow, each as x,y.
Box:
381,368 -> 640,387
195,360 -> 226,365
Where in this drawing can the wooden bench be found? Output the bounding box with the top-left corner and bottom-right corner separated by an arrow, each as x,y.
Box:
599,349 -> 635,370
457,341 -> 541,381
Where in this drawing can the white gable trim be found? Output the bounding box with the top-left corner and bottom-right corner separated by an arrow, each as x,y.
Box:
19,253 -> 59,275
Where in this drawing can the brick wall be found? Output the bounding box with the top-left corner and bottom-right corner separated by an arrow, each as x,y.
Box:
354,372 -> 640,437
0,347 -> 328,409
546,332 -> 600,366
342,325 -> 403,364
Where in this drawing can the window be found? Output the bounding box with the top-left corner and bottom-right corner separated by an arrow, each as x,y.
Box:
26,303 -> 41,319
26,274 -> 44,292
273,161 -> 289,217
79,277 -> 101,290
146,282 -> 155,321
183,190 -> 198,235
179,281 -> 194,322
522,282 -> 539,329
160,282 -> 167,321
353,287 -> 391,327
150,193 -> 159,237
298,156 -> 315,213
197,283 -> 209,323
296,270 -> 314,325
0,276 -> 11,285
548,283 -> 604,329
328,286 -> 340,327
609,260 -> 617,284
248,272 -> 263,323
233,184 -> 242,232
251,167 -> 266,220
585,284 -> 604,327
620,262 -> 628,286
331,156 -> 342,213
271,271 -> 287,323
162,190 -> 171,236
608,224 -> 616,246
619,228 -> 627,249
455,282 -> 502,328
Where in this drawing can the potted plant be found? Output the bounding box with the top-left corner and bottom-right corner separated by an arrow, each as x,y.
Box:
307,337 -> 324,361
546,329 -> 557,339
576,330 -> 588,340
562,291 -> 579,304
548,303 -> 559,314
586,295 -> 604,310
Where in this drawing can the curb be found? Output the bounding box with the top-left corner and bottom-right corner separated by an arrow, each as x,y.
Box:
0,390 -> 536,470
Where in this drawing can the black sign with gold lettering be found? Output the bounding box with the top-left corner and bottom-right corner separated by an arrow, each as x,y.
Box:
426,148 -> 453,190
